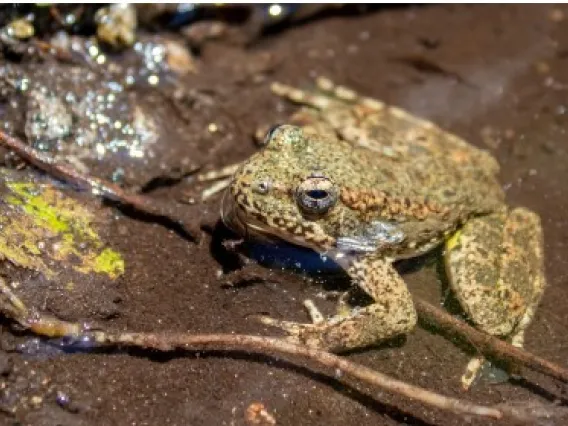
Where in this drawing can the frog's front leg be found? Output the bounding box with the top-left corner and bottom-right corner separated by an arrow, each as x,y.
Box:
260,255 -> 417,352
445,207 -> 546,389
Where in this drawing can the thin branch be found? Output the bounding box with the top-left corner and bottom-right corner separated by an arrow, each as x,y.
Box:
3,310 -> 541,423
0,272 -> 559,424
415,299 -> 568,384
0,130 -> 201,241
105,332 -> 568,423
99,332 -> 514,420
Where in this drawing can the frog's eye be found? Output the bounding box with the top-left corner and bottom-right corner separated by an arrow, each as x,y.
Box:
253,179 -> 272,194
295,176 -> 338,216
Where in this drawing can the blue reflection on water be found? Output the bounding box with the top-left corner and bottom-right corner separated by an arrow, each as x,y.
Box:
16,335 -> 103,360
245,241 -> 343,275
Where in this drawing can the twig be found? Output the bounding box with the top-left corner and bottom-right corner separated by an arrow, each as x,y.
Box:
0,277 -> 561,424
0,130 -> 201,241
415,299 -> 568,384
94,332 -> 520,421
0,310 -> 541,423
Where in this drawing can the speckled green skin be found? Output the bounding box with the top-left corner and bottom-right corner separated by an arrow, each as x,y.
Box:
222,78 -> 546,387
226,121 -> 504,257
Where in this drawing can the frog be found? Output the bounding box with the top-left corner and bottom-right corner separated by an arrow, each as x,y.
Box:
219,76 -> 547,390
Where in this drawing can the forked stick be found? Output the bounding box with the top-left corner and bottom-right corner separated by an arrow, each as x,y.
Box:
0,278 -> 558,424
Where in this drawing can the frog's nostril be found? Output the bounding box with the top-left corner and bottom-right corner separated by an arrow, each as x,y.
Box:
254,180 -> 272,194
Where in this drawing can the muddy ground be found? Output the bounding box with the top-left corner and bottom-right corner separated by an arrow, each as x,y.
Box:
0,4 -> 568,426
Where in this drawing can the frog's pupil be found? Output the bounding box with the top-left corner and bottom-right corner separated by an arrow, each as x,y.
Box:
306,190 -> 328,200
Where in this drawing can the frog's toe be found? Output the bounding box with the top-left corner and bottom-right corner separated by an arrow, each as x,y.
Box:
271,81 -> 333,110
302,299 -> 325,324
461,355 -> 519,391
461,355 -> 485,390
257,315 -> 303,335
256,315 -> 323,346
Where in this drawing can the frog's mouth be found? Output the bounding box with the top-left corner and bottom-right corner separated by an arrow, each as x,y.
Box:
221,190 -> 317,249
220,190 -> 274,243
220,191 -> 247,236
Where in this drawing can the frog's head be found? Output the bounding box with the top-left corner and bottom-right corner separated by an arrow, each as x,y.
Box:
221,124 -> 405,255
222,125 -> 337,251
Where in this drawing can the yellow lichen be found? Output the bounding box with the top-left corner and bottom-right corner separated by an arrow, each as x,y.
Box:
93,248 -> 125,279
445,229 -> 462,251
0,173 -> 124,280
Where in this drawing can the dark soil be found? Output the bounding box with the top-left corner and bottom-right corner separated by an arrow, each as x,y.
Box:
1,4 -> 568,426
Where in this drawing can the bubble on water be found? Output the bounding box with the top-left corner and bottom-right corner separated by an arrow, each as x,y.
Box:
56,391 -> 71,407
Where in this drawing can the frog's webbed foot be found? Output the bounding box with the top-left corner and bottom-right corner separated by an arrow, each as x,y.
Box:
258,256 -> 417,352
270,76 -> 438,137
445,207 -> 546,390
258,299 -> 342,345
270,77 -> 433,154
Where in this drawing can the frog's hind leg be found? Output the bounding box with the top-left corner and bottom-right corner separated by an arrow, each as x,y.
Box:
259,255 -> 417,352
271,77 -> 389,113
444,207 -> 546,390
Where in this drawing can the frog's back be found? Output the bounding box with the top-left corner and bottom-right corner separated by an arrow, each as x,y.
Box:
299,90 -> 506,213
312,124 -> 504,218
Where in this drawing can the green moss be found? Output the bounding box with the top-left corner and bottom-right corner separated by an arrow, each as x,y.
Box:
93,248 -> 125,279
0,234 -> 53,278
0,176 -> 125,280
6,183 -> 70,234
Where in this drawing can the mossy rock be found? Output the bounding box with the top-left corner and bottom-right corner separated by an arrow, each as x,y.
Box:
0,168 -> 124,280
